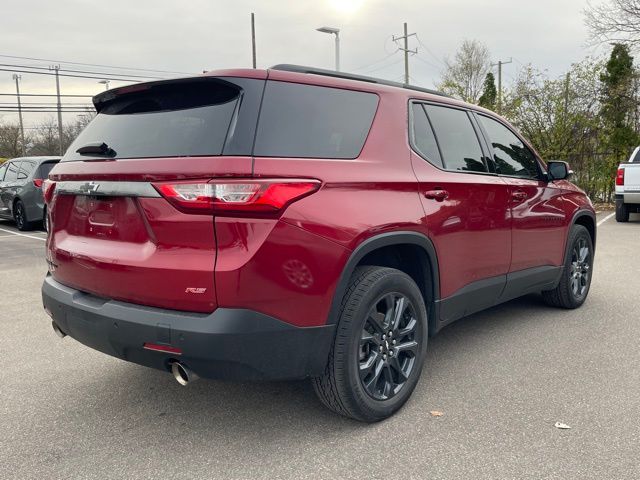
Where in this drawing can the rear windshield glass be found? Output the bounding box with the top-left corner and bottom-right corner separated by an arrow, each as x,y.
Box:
62,80 -> 241,161
253,81 -> 378,159
37,162 -> 58,179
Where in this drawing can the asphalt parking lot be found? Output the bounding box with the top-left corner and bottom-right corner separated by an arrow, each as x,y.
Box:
1,211 -> 639,480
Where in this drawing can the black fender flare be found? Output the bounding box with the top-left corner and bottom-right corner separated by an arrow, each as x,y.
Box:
566,209 -> 597,258
326,231 -> 440,330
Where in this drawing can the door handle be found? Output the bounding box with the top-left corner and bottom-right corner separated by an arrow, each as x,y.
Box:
424,189 -> 449,201
511,190 -> 528,202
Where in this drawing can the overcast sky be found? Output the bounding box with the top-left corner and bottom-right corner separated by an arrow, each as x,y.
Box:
0,0 -> 607,128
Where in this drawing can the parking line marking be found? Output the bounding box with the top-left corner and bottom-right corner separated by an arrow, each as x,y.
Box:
0,227 -> 46,242
597,212 -> 615,227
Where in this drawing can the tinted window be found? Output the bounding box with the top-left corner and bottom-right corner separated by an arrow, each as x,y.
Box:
411,103 -> 442,167
63,79 -> 242,161
254,81 -> 378,159
631,147 -> 640,163
37,161 -> 59,179
18,160 -> 36,179
0,163 -> 7,181
4,162 -> 19,181
478,115 -> 539,178
424,105 -> 486,173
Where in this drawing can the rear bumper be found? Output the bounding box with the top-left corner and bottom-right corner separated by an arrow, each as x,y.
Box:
42,275 -> 335,381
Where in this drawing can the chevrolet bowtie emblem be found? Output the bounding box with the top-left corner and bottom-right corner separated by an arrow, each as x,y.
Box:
79,182 -> 100,194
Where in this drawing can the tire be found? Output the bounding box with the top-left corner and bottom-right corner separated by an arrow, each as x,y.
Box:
615,200 -> 629,223
312,266 -> 428,422
542,225 -> 593,309
13,200 -> 34,231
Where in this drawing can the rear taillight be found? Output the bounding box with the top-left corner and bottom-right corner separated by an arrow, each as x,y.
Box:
616,168 -> 625,186
153,179 -> 320,215
33,179 -> 44,188
42,179 -> 56,203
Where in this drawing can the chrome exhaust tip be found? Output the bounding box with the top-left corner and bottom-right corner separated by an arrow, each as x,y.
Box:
171,362 -> 198,386
52,321 -> 66,339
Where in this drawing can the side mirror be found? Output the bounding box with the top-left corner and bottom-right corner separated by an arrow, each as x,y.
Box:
547,161 -> 572,181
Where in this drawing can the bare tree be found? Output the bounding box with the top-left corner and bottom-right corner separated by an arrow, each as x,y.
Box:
585,0 -> 640,46
0,123 -> 25,158
437,39 -> 491,103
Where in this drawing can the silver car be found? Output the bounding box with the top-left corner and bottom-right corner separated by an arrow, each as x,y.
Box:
0,156 -> 60,231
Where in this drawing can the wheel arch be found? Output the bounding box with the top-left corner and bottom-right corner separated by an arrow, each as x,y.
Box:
327,231 -> 440,335
571,209 -> 596,251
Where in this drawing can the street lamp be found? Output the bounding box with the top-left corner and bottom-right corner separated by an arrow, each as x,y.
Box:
98,79 -> 110,91
316,26 -> 340,71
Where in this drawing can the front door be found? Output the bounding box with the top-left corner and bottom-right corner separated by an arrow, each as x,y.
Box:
474,113 -> 567,272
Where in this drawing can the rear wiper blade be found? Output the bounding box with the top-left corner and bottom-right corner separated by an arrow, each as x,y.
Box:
76,142 -> 116,158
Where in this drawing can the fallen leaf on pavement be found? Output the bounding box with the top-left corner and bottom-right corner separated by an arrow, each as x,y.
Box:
554,422 -> 571,429
430,411 -> 444,417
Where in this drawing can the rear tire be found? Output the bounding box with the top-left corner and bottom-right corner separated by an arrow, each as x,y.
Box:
542,225 -> 593,309
13,200 -> 34,231
615,200 -> 629,222
312,266 -> 428,422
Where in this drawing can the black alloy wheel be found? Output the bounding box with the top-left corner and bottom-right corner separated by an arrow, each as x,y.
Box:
359,293 -> 420,401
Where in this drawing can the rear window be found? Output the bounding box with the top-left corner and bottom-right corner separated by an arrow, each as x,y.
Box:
37,161 -> 59,179
62,79 -> 243,161
253,81 -> 378,159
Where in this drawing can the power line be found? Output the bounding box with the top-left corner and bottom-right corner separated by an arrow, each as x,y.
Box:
415,35 -> 445,67
0,67 -> 143,82
0,63 -> 164,80
353,50 -> 400,73
0,93 -> 94,97
0,53 -> 193,76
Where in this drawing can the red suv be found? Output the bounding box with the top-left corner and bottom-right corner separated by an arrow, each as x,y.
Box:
42,65 -> 596,422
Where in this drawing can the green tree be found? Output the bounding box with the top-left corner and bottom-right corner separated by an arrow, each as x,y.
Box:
478,72 -> 497,110
599,43 -> 639,160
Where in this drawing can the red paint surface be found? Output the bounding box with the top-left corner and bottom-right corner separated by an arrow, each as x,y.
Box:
46,68 -> 594,327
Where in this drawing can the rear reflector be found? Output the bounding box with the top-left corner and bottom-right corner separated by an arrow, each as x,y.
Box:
616,168 -> 625,186
43,179 -> 56,203
33,179 -> 44,188
153,179 -> 320,215
143,343 -> 183,355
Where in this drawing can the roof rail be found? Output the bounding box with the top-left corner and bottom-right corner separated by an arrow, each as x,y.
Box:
270,64 -> 450,98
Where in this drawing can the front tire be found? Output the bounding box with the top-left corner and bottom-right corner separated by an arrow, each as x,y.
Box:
312,266 -> 428,422
615,200 -> 629,223
542,225 -> 593,309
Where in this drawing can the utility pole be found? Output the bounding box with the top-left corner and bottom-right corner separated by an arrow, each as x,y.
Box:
491,58 -> 512,114
50,65 -> 64,155
392,22 -> 417,85
251,13 -> 257,69
12,74 -> 25,155
564,72 -> 570,115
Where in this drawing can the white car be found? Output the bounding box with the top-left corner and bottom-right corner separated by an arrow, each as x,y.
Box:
615,146 -> 640,222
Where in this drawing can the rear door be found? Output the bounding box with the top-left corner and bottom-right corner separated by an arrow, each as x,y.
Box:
475,113 -> 567,271
47,75 -> 265,313
409,102 -> 512,322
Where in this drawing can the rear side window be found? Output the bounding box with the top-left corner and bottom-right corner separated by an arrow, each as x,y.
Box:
4,162 -> 19,181
0,163 -> 7,181
631,147 -> 640,163
63,79 -> 250,161
254,81 -> 378,159
18,160 -> 36,179
411,103 -> 442,167
477,115 -> 539,178
424,105 -> 487,173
